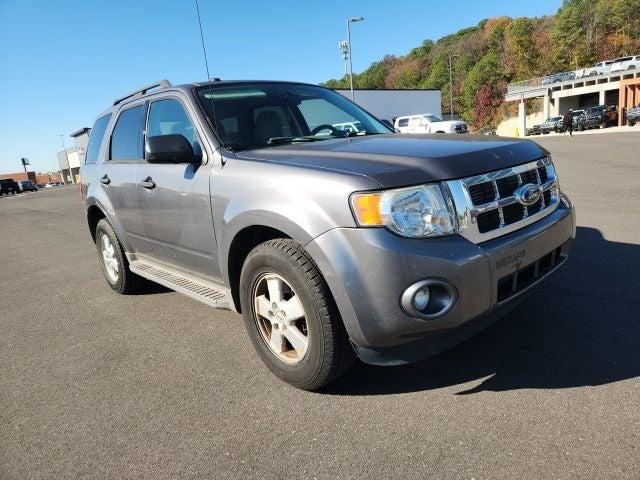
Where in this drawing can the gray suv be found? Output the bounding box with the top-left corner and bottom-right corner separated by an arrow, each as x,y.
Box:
81,79 -> 576,390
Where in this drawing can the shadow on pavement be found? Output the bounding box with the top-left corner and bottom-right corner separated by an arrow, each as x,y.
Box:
324,226 -> 640,395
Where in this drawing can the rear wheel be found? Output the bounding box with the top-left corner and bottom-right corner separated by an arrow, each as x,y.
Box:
95,219 -> 142,294
239,239 -> 355,390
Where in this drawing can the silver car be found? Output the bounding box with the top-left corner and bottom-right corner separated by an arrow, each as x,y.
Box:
81,80 -> 575,390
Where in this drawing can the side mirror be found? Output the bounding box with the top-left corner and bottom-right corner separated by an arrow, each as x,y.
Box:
145,134 -> 201,164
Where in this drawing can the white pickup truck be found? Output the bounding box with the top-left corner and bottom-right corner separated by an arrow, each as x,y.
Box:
394,114 -> 468,134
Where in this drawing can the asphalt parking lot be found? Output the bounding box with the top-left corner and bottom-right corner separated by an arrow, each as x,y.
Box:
1,132 -> 639,479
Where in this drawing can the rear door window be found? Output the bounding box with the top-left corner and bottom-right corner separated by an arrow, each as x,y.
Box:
110,105 -> 146,161
85,114 -> 112,164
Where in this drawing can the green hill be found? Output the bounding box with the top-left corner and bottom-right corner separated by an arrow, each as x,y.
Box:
323,0 -> 640,129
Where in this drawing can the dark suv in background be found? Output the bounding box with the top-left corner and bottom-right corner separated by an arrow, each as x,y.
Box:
580,105 -> 618,130
0,178 -> 20,195
626,104 -> 640,126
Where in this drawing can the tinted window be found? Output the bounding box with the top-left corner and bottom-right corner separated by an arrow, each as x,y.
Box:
398,118 -> 409,127
110,105 -> 145,160
147,99 -> 200,151
85,114 -> 111,164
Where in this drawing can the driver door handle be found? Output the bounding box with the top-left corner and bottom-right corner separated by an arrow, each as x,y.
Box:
139,177 -> 156,189
99,175 -> 110,185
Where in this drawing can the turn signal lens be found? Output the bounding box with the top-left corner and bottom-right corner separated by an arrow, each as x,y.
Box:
351,192 -> 383,226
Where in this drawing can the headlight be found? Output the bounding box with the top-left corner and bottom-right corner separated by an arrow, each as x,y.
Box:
350,184 -> 457,238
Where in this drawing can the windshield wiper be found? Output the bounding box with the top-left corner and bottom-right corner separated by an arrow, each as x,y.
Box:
266,136 -> 325,145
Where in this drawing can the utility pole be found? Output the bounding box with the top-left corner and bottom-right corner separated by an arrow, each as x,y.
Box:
346,16 -> 364,101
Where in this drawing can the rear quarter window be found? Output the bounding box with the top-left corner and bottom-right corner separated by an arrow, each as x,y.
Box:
85,114 -> 112,164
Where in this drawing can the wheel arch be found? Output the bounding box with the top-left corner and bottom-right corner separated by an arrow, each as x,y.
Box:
226,224 -> 294,313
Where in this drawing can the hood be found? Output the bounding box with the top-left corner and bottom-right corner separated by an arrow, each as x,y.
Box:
235,134 -> 549,188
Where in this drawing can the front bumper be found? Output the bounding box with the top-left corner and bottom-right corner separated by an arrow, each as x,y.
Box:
306,199 -> 576,365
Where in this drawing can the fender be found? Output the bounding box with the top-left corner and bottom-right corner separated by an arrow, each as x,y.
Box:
84,188 -> 132,253
212,157 -> 377,288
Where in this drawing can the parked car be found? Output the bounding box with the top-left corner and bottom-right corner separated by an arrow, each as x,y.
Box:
626,104 -> 640,126
394,114 -> 468,134
81,79 -> 575,390
609,55 -> 640,73
580,105 -> 618,129
539,116 -> 563,134
542,71 -> 576,85
576,60 -> 614,78
0,178 -> 20,195
526,124 -> 542,136
18,180 -> 38,192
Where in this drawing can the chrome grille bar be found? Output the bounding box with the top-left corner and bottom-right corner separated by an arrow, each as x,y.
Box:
446,157 -> 560,244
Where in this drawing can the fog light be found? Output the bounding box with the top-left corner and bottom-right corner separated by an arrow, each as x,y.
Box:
413,287 -> 430,311
401,279 -> 457,320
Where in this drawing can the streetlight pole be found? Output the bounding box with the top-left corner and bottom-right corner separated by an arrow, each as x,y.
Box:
59,134 -> 69,185
448,54 -> 458,120
346,16 -> 364,101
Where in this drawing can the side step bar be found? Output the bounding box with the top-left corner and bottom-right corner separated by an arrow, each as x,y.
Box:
128,256 -> 231,310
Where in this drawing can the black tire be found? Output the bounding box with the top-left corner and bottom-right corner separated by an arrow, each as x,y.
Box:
239,239 -> 356,390
95,218 -> 142,294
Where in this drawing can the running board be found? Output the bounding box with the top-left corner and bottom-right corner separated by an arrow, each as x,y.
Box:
129,257 -> 231,310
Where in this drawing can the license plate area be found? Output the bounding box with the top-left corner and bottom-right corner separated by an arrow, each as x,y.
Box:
496,245 -> 566,303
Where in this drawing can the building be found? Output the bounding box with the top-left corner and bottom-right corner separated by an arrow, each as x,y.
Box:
57,127 -> 90,184
335,89 -> 442,121
504,68 -> 640,136
0,171 -> 62,185
0,171 -> 37,183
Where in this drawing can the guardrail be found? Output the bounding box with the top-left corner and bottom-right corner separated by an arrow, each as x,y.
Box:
507,67 -> 640,95
507,78 -> 545,94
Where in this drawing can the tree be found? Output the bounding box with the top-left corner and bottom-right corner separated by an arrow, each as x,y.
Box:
460,51 -> 502,122
504,18 -> 539,80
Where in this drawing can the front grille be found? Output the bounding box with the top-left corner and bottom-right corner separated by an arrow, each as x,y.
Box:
445,157 -> 560,244
497,245 -> 565,302
469,182 -> 495,205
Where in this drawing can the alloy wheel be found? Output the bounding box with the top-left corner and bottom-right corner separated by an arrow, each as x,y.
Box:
100,234 -> 119,283
252,273 -> 309,364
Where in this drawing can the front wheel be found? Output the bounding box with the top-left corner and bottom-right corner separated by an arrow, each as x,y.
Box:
239,239 -> 355,390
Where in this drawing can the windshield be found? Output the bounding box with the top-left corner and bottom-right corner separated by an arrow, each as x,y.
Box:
424,114 -> 444,122
587,107 -> 604,114
195,82 -> 390,151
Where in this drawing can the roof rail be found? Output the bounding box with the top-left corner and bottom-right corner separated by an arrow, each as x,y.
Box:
113,79 -> 172,106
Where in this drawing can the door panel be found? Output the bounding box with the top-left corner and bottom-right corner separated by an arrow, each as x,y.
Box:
99,103 -> 147,252
137,162 -> 218,277
136,97 -> 219,278
97,163 -> 146,251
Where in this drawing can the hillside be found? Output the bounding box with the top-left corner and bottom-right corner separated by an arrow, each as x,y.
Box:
323,0 -> 640,129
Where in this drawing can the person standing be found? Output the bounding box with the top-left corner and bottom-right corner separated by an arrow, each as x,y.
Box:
563,109 -> 574,136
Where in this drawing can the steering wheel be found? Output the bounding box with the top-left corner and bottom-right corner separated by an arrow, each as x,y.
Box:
310,124 -> 340,136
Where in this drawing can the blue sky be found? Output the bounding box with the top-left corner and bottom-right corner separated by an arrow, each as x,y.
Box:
0,0 -> 561,174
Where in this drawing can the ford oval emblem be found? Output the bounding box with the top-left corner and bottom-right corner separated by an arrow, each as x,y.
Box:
514,183 -> 542,206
